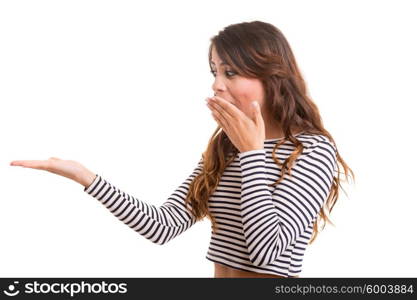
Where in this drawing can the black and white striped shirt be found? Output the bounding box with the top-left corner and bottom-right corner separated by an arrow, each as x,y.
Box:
84,133 -> 337,277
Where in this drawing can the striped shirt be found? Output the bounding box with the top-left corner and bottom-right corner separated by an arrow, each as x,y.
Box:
84,133 -> 337,277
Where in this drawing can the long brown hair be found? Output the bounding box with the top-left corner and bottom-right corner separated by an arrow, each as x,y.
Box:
185,20 -> 355,244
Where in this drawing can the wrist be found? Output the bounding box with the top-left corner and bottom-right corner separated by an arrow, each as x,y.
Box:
78,169 -> 97,188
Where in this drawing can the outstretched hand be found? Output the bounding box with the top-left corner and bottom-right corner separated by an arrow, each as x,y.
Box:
10,157 -> 96,188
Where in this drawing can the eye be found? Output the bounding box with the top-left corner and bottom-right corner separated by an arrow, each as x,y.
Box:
226,70 -> 236,77
210,70 -> 236,77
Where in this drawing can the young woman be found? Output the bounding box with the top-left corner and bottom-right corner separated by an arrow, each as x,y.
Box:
10,20 -> 354,278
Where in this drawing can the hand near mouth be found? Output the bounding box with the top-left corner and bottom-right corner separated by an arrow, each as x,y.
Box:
205,95 -> 265,153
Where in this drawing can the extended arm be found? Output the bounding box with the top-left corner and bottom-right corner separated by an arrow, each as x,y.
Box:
84,159 -> 204,245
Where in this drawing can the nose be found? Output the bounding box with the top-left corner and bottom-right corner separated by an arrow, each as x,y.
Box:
211,75 -> 226,96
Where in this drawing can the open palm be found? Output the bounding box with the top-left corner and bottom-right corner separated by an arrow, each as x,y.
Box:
10,157 -> 96,187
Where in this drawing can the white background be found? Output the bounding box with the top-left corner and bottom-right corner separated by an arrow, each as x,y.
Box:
1,0 -> 416,277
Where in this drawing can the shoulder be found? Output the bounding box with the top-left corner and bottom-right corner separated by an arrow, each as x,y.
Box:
297,133 -> 337,155
295,134 -> 338,172
282,134 -> 338,184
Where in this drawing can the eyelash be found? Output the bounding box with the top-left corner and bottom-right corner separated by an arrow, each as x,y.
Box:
210,70 -> 236,77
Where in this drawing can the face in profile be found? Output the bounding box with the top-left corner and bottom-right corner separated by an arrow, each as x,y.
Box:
210,46 -> 266,120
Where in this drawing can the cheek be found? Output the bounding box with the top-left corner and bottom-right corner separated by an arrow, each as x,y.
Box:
231,81 -> 263,110
229,94 -> 254,118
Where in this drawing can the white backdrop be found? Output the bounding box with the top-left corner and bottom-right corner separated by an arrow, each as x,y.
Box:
1,0 -> 416,277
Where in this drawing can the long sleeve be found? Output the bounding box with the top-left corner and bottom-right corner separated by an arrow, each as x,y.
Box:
237,140 -> 337,267
83,158 -> 204,245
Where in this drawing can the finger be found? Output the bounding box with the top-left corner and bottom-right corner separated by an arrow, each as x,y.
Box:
10,160 -> 50,170
252,101 -> 262,125
212,96 -> 246,120
212,108 -> 229,130
207,100 -> 232,130
211,107 -> 222,126
207,98 -> 233,139
10,160 -> 28,166
209,99 -> 234,121
212,111 -> 230,137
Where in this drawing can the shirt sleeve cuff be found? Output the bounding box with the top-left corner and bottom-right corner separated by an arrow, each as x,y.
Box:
238,149 -> 266,159
238,149 -> 266,171
83,174 -> 100,193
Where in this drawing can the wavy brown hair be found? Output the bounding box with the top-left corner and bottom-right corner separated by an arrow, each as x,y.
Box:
184,20 -> 355,244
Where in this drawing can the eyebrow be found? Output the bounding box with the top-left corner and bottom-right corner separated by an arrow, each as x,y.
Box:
210,60 -> 230,66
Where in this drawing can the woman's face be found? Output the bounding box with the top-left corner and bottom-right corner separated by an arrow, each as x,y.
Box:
210,46 -> 266,119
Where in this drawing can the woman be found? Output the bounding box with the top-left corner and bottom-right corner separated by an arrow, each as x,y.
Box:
10,20 -> 354,278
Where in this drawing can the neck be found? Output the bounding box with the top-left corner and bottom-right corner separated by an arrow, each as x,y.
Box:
263,116 -> 302,140
262,110 -> 284,139
264,125 -> 284,139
